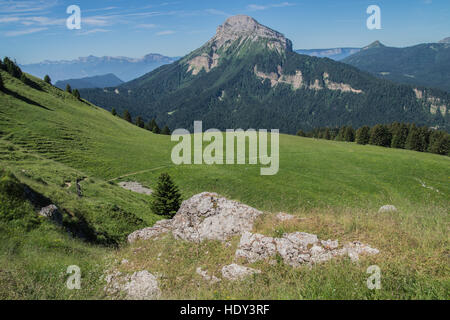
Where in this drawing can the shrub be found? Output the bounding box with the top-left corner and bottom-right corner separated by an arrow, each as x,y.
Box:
111,108 -> 117,116
161,126 -> 171,135
65,84 -> 72,93
150,173 -> 182,218
123,110 -> 132,122
72,89 -> 80,99
343,126 -> 355,142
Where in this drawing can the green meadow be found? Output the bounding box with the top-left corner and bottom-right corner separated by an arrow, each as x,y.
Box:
0,70 -> 448,299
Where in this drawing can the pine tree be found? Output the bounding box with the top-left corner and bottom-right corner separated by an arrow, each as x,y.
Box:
391,123 -> 409,149
324,128 -> 331,140
356,126 -> 370,145
405,124 -> 421,151
335,126 -> 347,141
152,122 -> 161,134
150,173 -> 182,218
344,126 -> 355,142
0,74 -> 3,90
65,84 -> 72,94
296,130 -> 306,137
429,134 -> 449,156
3,57 -> 22,78
369,124 -> 392,147
44,75 -> 51,84
161,125 -> 171,135
123,110 -> 132,123
135,116 -> 145,128
111,108 -> 117,116
148,118 -> 157,132
72,89 -> 80,99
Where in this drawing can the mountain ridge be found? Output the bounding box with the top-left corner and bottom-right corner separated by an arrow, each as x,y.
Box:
81,15 -> 450,133
55,73 -> 124,90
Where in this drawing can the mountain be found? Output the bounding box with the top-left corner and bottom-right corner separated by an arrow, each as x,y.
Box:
439,37 -> 450,44
20,54 -> 178,82
81,15 -> 450,133
295,47 -> 360,60
342,41 -> 450,92
55,73 -> 123,90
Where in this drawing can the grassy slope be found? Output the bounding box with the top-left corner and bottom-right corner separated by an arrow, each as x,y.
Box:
0,70 -> 449,299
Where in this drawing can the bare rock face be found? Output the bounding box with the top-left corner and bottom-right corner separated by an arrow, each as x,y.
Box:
221,263 -> 261,281
378,205 -> 397,213
127,219 -> 172,243
39,204 -> 63,225
236,232 -> 379,267
105,270 -> 161,300
212,15 -> 292,52
171,192 -> 263,243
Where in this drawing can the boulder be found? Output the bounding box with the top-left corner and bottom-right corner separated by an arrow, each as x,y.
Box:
127,219 -> 172,243
105,270 -> 161,300
38,204 -> 63,225
171,192 -> 263,242
221,264 -> 261,281
378,205 -> 397,213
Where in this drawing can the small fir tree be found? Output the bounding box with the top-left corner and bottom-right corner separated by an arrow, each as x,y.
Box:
150,173 -> 182,218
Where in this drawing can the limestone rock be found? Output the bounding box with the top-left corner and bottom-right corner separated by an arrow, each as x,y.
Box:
196,267 -> 221,284
118,181 -> 153,195
276,212 -> 296,221
105,270 -> 161,300
171,192 -> 263,242
38,204 -> 63,225
127,219 -> 172,243
378,205 -> 397,213
235,231 -> 379,267
221,264 -> 261,281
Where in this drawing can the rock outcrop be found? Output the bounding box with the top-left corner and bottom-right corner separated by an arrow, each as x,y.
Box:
221,264 -> 261,281
105,270 -> 161,300
128,219 -> 172,243
38,204 -> 63,225
235,231 -> 379,267
118,181 -> 153,195
171,192 -> 263,242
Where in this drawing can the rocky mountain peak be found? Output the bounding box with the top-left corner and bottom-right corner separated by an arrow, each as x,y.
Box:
210,15 -> 292,52
438,37 -> 450,44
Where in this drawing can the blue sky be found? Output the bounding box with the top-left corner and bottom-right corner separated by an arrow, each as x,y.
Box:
0,0 -> 449,64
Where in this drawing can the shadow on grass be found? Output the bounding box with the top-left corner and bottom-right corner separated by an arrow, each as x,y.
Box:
1,88 -> 51,110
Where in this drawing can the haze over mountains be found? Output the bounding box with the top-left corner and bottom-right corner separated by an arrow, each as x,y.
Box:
343,39 -> 450,93
21,54 -> 178,82
295,48 -> 360,61
55,74 -> 124,90
81,15 -> 450,133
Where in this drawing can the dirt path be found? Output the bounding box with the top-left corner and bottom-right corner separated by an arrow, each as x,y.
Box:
107,165 -> 173,182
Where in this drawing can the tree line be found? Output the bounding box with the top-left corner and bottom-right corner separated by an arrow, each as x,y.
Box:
297,122 -> 449,156
110,108 -> 171,135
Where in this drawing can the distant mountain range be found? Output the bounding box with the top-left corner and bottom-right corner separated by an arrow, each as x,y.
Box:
295,48 -> 360,60
20,54 -> 178,82
343,39 -> 450,92
55,74 -> 124,90
81,15 -> 450,133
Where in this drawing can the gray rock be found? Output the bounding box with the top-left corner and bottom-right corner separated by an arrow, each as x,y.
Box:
235,231 -> 379,267
171,192 -> 263,242
378,205 -> 397,213
38,204 -> 63,225
105,270 -> 161,300
276,212 -> 296,221
127,219 -> 172,243
221,264 -> 261,281
118,181 -> 153,195
196,267 -> 221,284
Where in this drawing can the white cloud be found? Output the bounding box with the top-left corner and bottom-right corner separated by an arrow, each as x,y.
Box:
0,0 -> 58,13
4,27 -> 47,37
156,30 -> 175,36
204,9 -> 230,16
247,2 -> 295,11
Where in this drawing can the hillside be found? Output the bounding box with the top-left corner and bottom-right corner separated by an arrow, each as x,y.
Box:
55,74 -> 124,90
80,16 -> 450,134
295,47 -> 360,60
1,64 -> 449,299
21,54 -> 178,82
343,41 -> 450,93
